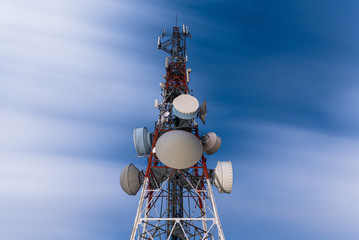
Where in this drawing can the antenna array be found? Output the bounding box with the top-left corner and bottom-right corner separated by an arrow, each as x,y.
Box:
120,24 -> 233,240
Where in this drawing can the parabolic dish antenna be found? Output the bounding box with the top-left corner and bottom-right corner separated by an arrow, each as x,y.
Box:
214,161 -> 233,194
133,127 -> 153,156
202,132 -> 221,155
172,94 -> 199,119
120,164 -> 142,196
155,130 -> 203,169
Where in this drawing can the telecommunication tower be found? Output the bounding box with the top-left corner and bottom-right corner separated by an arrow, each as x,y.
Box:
120,24 -> 233,240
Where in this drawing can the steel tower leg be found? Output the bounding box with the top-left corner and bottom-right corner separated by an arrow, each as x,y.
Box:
206,179 -> 225,240
130,178 -> 148,240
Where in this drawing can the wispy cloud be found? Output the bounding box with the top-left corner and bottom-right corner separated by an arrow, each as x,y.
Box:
2,1 -> 359,239
325,86 -> 359,133
0,153 -> 136,240
0,1 -> 160,239
218,121 -> 359,238
0,2 -> 154,117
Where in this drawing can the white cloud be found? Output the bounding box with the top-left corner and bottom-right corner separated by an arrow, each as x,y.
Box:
0,0 -> 159,120
220,121 -> 359,236
0,1 -> 158,238
325,86 -> 359,131
0,110 -> 125,154
0,153 -> 135,240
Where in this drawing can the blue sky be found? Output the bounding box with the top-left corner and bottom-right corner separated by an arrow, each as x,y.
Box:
1,0 -> 359,239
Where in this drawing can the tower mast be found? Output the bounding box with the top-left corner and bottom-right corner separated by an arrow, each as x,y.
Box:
121,23 -> 233,240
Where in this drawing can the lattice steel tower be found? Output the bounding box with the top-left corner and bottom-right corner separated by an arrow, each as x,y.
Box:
120,24 -> 233,240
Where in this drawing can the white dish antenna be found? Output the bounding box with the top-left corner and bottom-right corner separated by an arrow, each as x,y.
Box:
172,94 -> 199,119
120,164 -> 142,195
213,161 -> 233,194
133,127 -> 153,155
155,130 -> 203,169
202,132 -> 221,155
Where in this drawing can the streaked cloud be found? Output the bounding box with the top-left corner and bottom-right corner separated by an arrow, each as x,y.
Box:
1,0 -> 359,239
325,86 -> 359,133
218,121 -> 359,238
0,1 -> 156,239
0,153 -> 135,240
